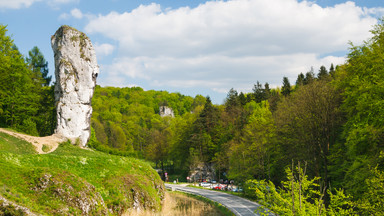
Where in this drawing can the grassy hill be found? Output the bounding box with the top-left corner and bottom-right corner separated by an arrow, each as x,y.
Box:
0,131 -> 164,215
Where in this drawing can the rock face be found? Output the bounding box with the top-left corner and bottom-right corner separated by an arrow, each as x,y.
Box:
189,162 -> 216,182
159,106 -> 174,117
51,25 -> 98,146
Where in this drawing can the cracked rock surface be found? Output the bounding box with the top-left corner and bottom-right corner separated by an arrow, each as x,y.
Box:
51,25 -> 99,146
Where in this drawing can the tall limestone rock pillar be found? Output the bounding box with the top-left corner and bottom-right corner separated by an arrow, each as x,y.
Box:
51,25 -> 99,146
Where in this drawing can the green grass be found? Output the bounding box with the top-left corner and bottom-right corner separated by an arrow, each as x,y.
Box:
0,132 -> 36,154
169,190 -> 235,216
0,136 -> 164,215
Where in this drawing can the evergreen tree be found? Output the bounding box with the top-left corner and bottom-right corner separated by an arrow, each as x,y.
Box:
264,82 -> 271,100
253,81 -> 264,103
224,88 -> 239,112
329,63 -> 335,78
26,46 -> 51,86
296,73 -> 305,87
281,77 -> 291,97
317,65 -> 329,80
303,67 -> 315,85
239,92 -> 247,106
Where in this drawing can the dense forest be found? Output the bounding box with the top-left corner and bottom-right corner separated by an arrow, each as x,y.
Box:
1,19 -> 384,214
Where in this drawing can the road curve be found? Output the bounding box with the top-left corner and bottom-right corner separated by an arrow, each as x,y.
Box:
165,183 -> 272,216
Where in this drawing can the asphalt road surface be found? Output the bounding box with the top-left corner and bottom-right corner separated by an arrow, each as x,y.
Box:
165,183 -> 273,216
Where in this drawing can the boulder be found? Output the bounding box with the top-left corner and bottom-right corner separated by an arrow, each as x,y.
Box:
51,25 -> 98,146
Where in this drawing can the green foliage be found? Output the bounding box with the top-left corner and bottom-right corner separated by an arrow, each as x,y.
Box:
3,19 -> 384,213
317,65 -> 329,80
0,25 -> 55,136
91,85 -> 196,155
0,134 -> 164,215
356,152 -> 384,215
26,46 -> 51,86
246,163 -> 354,216
281,76 -> 291,96
333,18 -> 384,198
274,79 -> 342,185
228,101 -> 275,183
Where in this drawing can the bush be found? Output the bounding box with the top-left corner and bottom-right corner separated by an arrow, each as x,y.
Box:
247,163 -> 355,215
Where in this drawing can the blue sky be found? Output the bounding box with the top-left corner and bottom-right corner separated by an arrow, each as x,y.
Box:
1,0 -> 383,104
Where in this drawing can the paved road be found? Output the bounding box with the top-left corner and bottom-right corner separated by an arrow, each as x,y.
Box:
165,184 -> 272,216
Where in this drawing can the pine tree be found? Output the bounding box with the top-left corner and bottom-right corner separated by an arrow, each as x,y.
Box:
304,67 -> 315,85
264,82 -> 271,100
253,81 -> 264,103
26,46 -> 51,86
317,65 -> 329,80
296,73 -> 305,88
282,77 -> 291,97
329,63 -> 335,78
225,88 -> 240,112
239,92 -> 247,106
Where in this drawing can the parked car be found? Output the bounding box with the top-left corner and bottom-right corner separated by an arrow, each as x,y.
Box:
219,184 -> 228,191
199,182 -> 211,188
211,184 -> 221,190
232,186 -> 243,192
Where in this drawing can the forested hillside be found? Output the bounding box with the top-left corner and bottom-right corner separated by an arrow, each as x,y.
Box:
2,18 -> 384,214
0,25 -> 55,137
88,20 -> 384,214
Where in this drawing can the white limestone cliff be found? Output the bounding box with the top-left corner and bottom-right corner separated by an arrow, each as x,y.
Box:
51,25 -> 99,146
159,106 -> 174,117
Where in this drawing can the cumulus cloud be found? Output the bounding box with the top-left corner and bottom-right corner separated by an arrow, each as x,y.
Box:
70,8 -> 83,19
0,0 -> 41,9
94,43 -> 115,57
59,8 -> 95,20
84,0 -> 382,100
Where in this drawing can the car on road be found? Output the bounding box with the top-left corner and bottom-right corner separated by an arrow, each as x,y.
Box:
211,184 -> 228,190
231,187 -> 243,192
199,182 -> 211,188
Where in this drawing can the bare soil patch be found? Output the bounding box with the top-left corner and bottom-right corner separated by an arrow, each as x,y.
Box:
0,128 -> 66,154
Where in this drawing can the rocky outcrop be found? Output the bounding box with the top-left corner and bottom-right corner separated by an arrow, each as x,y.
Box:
51,25 -> 99,146
189,162 -> 216,182
32,172 -> 108,215
0,195 -> 37,216
159,106 -> 174,117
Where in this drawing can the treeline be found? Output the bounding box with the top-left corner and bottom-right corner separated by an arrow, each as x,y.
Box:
0,25 -> 55,136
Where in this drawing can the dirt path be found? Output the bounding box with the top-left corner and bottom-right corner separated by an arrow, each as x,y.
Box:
0,128 -> 66,154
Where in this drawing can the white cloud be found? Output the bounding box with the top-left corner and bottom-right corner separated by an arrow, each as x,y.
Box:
0,0 -> 41,9
70,8 -> 83,19
0,0 -> 78,9
94,43 -> 115,57
58,12 -> 69,20
84,0 -> 382,100
59,8 -> 95,20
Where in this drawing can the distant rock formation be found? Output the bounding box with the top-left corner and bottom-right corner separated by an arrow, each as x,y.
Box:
159,106 -> 174,117
51,25 -> 99,146
189,163 -> 216,182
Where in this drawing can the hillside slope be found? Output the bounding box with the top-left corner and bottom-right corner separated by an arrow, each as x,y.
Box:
0,131 -> 164,215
